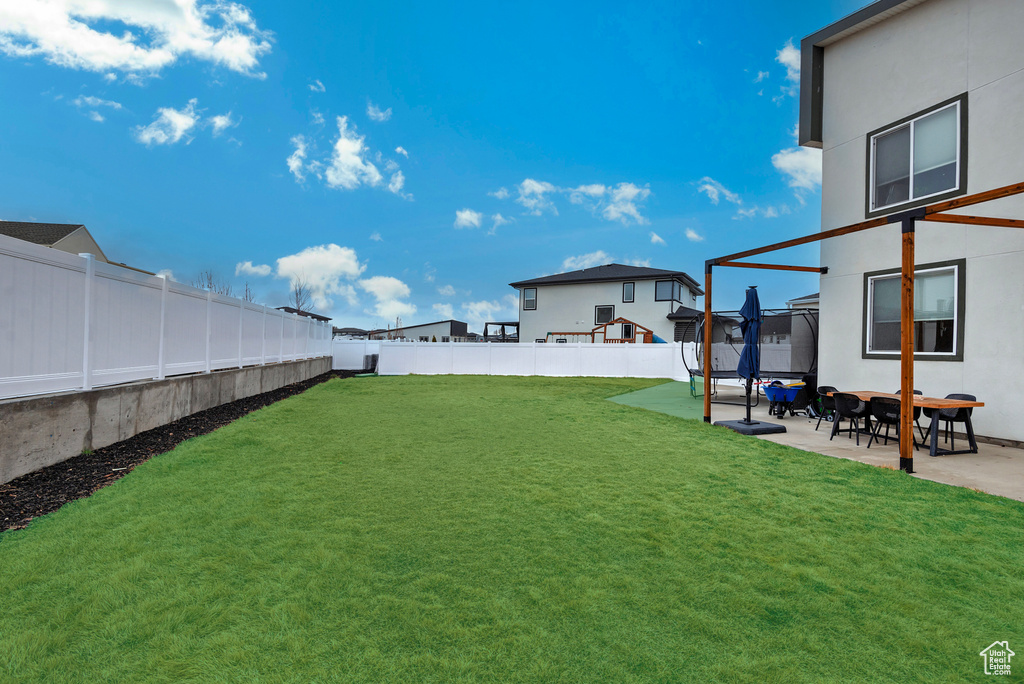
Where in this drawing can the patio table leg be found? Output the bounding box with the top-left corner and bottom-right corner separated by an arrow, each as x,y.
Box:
966,415 -> 978,453
929,414 -> 940,457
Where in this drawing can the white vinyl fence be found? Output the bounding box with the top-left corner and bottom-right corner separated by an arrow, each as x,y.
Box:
333,339 -> 699,380
0,234 -> 332,400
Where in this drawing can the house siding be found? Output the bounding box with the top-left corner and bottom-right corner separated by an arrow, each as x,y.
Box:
814,0 -> 1024,441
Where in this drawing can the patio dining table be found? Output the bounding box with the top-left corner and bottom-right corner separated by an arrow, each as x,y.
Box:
827,391 -> 984,457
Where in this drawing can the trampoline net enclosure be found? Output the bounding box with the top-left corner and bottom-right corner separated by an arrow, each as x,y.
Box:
681,308 -> 818,380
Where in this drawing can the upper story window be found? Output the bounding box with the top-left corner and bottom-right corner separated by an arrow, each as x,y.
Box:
863,259 -> 965,361
655,280 -> 684,302
595,305 -> 614,325
523,288 -> 537,310
623,282 -> 634,303
868,95 -> 966,215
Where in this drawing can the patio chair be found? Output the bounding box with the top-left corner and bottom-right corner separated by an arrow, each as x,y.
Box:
830,392 -> 872,446
923,393 -> 977,452
894,388 -> 928,441
815,385 -> 838,431
867,396 -> 918,450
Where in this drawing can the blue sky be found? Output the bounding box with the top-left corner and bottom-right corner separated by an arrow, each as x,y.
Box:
0,0 -> 866,331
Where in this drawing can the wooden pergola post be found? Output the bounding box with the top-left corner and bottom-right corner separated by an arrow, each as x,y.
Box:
703,262 -> 713,423
900,216 -> 916,472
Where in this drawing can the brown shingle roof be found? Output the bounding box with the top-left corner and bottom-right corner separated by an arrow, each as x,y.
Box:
0,221 -> 84,246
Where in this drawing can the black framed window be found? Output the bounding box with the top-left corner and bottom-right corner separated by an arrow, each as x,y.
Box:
595,305 -> 614,324
622,323 -> 634,340
523,288 -> 537,310
655,280 -> 682,302
863,259 -> 965,361
623,281 -> 634,303
867,94 -> 967,216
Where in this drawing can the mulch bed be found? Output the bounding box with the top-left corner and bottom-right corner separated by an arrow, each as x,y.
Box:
0,369 -> 364,533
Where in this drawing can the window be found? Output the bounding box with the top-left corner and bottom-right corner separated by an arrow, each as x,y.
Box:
622,282 -> 634,303
655,280 -> 683,302
442,336 -> 450,343
595,305 -> 614,324
622,323 -> 634,340
863,259 -> 965,360
868,95 -> 966,215
535,338 -> 546,343
419,336 -> 429,342
523,288 -> 537,310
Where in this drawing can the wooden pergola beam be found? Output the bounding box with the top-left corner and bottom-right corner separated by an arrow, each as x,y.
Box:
923,213 -> 1024,229
718,261 -> 826,273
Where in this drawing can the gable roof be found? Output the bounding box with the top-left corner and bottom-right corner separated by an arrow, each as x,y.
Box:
786,292 -> 820,304
510,263 -> 702,293
0,220 -> 84,246
799,0 -> 930,148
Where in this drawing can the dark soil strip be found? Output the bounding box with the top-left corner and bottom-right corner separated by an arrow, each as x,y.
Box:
0,369 -> 363,533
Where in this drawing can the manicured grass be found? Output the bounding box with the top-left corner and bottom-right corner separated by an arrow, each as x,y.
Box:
1,375 -> 1022,682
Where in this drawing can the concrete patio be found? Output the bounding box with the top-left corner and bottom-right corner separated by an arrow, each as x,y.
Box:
705,385 -> 1024,502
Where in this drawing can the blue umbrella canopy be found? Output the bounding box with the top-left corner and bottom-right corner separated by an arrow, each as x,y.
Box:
736,287 -> 761,380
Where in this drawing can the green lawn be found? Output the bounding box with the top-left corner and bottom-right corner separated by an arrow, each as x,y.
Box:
2,375 -> 1021,682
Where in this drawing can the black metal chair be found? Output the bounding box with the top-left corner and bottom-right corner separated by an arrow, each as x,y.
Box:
923,393 -> 977,452
894,388 -> 928,442
867,396 -> 918,450
830,392 -> 871,445
816,385 -> 838,431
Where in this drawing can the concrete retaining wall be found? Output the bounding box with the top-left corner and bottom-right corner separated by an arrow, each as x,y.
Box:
0,357 -> 331,484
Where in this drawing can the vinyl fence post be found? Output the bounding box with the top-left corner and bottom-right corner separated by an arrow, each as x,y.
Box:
80,253 -> 95,391
237,297 -> 244,369
205,290 -> 212,373
156,274 -> 168,380
279,310 -> 285,363
260,305 -> 267,366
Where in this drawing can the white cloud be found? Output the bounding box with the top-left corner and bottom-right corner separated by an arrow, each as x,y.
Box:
489,187 -> 510,200
685,228 -> 704,242
134,98 -> 199,146
276,244 -> 366,310
489,213 -> 512,235
697,176 -> 742,205
461,300 -> 503,331
156,269 -> 175,281
777,40 -> 800,83
423,263 -> 436,283
311,109 -> 324,126
387,169 -> 409,198
395,145 -> 408,158
735,207 -> 758,220
562,250 -> 611,271
754,70 -> 770,83
309,79 -> 325,92
516,178 -> 559,215
0,0 -> 272,78
359,275 -> 416,319
650,232 -> 665,245
235,261 -> 271,277
772,146 -> 822,192
324,116 -> 382,190
568,184 -> 606,204
73,95 -> 121,110
602,182 -> 651,224
454,208 -> 483,229
209,112 -> 237,136
437,284 -> 455,296
366,101 -> 392,122
625,258 -> 651,268
503,293 -> 519,311
369,232 -> 383,242
287,135 -> 308,181
433,303 -> 454,319
87,110 -> 104,122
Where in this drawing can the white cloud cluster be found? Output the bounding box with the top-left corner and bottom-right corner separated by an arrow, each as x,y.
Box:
369,232 -> 383,242
0,0 -> 272,78
366,101 -> 392,122
287,116 -> 408,198
460,299 -> 509,331
437,284 -> 455,296
309,79 -> 325,92
73,95 -> 121,110
650,232 -> 665,245
395,145 -> 408,158
134,98 -> 199,145
133,99 -> 238,146
685,228 -> 704,242
489,213 -> 512,235
276,243 -> 366,311
235,260 -> 271,277
359,275 -> 415,320
562,250 -> 611,271
504,179 -> 651,224
433,303 -> 454,319
772,147 -> 822,193
454,208 -> 483,229
697,177 -> 741,205
774,39 -> 800,100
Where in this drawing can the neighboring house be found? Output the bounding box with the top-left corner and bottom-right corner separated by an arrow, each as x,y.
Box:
786,293 -> 819,310
334,327 -> 368,339
801,0 -> 1024,441
510,263 -> 702,344
275,307 -> 332,322
368,319 -> 468,342
0,220 -> 154,275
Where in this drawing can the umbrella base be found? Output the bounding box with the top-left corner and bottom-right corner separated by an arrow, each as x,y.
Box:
714,419 -> 787,436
